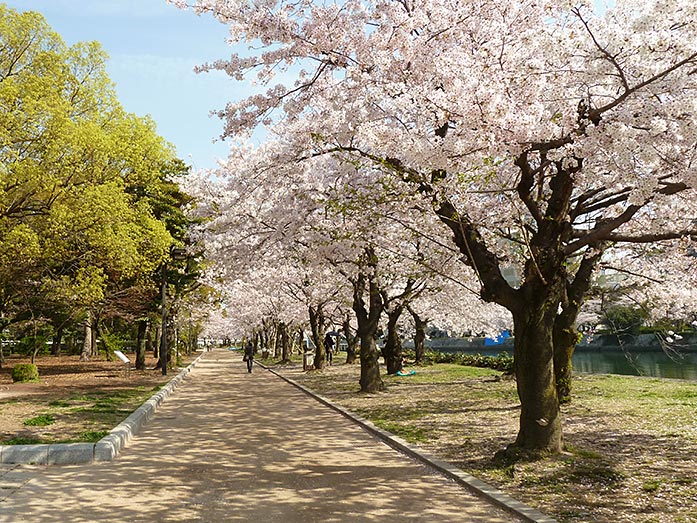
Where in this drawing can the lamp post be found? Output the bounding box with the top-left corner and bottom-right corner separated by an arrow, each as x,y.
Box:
160,246 -> 187,376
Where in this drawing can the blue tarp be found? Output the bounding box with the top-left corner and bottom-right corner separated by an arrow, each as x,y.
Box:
484,330 -> 510,346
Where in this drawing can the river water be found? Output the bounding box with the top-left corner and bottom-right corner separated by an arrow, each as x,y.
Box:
572,348 -> 697,380
423,339 -> 697,380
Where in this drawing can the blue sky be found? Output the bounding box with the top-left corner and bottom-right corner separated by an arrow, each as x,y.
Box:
5,0 -> 237,170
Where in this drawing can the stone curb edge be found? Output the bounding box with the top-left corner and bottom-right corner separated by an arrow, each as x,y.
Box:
261,363 -> 558,523
0,352 -> 208,466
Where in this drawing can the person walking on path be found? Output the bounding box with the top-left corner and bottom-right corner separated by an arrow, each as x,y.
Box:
243,341 -> 254,373
324,332 -> 335,366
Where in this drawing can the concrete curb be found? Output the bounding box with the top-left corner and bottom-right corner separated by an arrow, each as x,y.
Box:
0,352 -> 207,465
262,363 -> 558,523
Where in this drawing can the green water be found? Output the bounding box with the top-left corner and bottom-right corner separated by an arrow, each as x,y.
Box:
434,346 -> 697,380
572,349 -> 697,380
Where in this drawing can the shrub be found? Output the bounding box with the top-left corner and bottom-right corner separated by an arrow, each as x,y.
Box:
425,351 -> 514,373
11,363 -> 39,383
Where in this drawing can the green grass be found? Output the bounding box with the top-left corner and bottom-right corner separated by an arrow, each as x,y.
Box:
387,363 -> 498,384
0,430 -> 110,445
642,479 -> 662,492
373,419 -> 430,444
74,430 -> 110,443
23,414 -> 55,426
48,400 -> 71,408
1,437 -> 43,445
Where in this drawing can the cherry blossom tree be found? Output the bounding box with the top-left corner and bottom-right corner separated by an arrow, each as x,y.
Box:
173,0 -> 697,456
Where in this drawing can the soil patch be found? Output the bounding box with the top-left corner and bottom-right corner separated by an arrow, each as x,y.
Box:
0,352 -> 194,444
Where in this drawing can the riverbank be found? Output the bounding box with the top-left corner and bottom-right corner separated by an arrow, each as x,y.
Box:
412,335 -> 697,380
278,360 -> 697,523
414,332 -> 697,352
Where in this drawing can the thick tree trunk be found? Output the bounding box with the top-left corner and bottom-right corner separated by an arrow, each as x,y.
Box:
155,320 -> 167,370
91,321 -> 99,359
358,331 -> 383,391
136,320 -> 148,371
553,249 -> 603,403
509,306 -> 563,456
51,326 -> 63,356
281,323 -> 291,363
308,305 -> 326,370
552,317 -> 577,405
352,249 -> 384,393
274,325 -> 283,359
383,307 -> 404,374
80,313 -> 92,362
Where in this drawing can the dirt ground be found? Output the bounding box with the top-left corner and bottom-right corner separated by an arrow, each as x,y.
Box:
0,352 -> 191,444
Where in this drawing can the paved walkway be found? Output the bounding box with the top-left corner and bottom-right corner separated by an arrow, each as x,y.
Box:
0,349 -> 525,522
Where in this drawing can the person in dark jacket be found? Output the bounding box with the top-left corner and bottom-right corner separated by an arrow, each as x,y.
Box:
243,342 -> 254,373
324,332 -> 335,366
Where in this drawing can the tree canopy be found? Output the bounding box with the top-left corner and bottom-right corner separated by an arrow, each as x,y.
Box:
174,0 -> 697,457
0,5 -> 203,359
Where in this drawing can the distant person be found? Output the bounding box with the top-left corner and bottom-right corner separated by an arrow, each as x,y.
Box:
324,332 -> 335,365
243,342 -> 254,373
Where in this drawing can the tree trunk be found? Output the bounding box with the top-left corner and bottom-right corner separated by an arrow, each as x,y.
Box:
136,320 -> 148,371
435,194 -> 571,457
342,313 -> 358,364
80,312 -> 92,362
155,321 -> 166,370
358,329 -> 383,391
30,319 -> 40,365
508,305 -> 563,457
274,324 -> 283,359
51,326 -> 63,356
267,321 -> 277,358
352,248 -> 385,393
153,325 -> 160,358
552,317 -> 577,405
308,305 -> 326,370
281,323 -> 291,363
408,306 -> 427,365
383,306 -> 404,374
552,249 -> 603,403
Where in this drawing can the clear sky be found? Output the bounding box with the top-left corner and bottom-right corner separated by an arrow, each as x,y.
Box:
4,0 -> 237,170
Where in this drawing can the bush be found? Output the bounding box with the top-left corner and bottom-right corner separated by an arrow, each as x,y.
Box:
425,351 -> 514,373
11,363 -> 39,383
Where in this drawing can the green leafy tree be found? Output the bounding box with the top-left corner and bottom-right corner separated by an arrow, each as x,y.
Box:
0,6 -> 200,360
